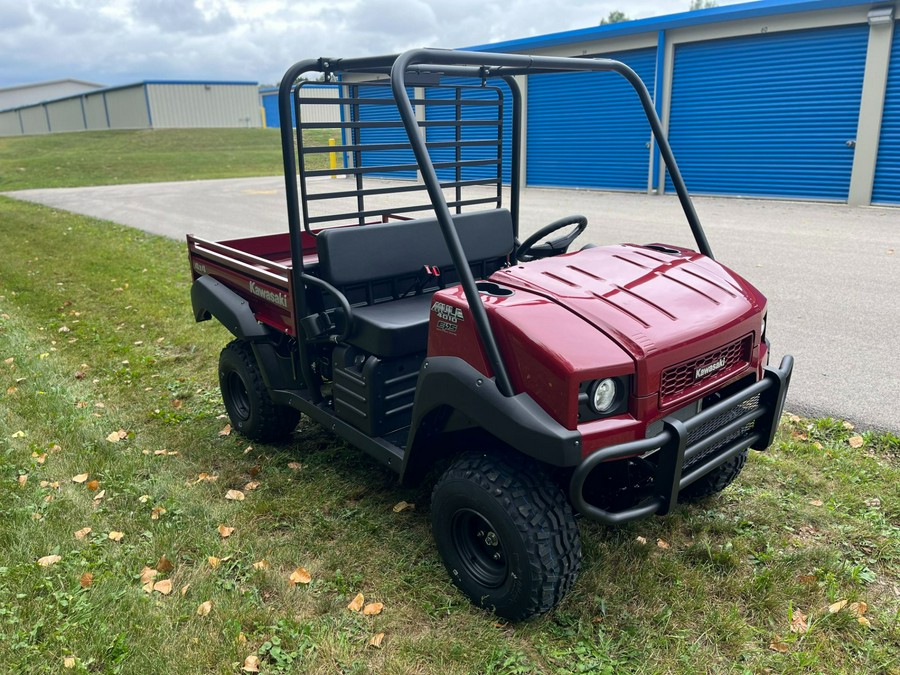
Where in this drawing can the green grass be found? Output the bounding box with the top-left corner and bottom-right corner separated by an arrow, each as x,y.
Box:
1,130 -> 899,673
0,128 -> 340,191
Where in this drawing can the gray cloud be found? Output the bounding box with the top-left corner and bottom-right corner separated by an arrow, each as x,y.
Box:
0,0 -> 744,89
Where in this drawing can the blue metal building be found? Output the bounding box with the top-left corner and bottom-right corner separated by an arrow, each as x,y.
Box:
469,0 -> 899,206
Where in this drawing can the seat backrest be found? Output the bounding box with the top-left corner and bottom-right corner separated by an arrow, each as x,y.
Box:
316,208 -> 514,296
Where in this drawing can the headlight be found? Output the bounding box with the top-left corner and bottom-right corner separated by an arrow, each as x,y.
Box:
590,378 -> 618,413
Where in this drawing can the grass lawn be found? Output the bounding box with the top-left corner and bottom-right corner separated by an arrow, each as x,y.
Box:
1,130 -> 899,674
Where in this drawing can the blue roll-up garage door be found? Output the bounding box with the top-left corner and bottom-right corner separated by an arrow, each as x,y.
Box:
527,47 -> 657,191
873,23 -> 900,204
666,24 -> 868,201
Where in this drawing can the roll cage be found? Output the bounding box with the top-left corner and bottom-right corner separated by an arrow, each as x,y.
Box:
277,49 -> 714,401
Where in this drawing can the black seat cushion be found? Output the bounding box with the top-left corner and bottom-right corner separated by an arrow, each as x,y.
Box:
349,293 -> 435,358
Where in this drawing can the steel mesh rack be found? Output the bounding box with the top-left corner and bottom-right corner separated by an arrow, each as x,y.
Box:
292,78 -> 506,231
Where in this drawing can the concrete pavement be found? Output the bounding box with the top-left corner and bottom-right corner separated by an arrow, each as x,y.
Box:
7,176 -> 900,432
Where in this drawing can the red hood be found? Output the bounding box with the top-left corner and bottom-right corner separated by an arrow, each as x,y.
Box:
491,244 -> 766,398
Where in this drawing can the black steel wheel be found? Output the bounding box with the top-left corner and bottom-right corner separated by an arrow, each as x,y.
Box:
218,340 -> 300,443
679,449 -> 749,502
431,452 -> 582,621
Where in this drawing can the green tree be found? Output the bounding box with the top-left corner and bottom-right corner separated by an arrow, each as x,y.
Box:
600,10 -> 629,25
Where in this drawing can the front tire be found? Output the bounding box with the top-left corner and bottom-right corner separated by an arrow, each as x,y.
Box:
219,340 -> 300,443
431,452 -> 581,620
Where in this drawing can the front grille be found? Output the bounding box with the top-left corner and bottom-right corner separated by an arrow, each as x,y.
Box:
660,335 -> 751,407
684,393 -> 760,468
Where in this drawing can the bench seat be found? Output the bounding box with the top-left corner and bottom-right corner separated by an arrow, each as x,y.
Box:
315,209 -> 514,358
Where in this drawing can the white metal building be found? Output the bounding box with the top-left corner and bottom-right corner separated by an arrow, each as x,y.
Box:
0,80 -> 261,137
0,79 -> 103,110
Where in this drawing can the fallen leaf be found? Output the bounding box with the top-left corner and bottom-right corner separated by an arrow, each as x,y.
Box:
790,609 -> 809,634
93,489 -> 106,501
33,453 -> 47,464
363,602 -> 384,616
368,632 -> 385,648
153,579 -> 173,595
80,572 -> 93,588
808,499 -> 824,507
635,536 -> 648,545
347,592 -> 365,612
63,656 -> 76,669
208,556 -> 221,569
74,527 -> 92,540
86,479 -> 100,491
392,500 -> 414,513
108,531 -> 124,542
180,584 -> 190,596
225,490 -> 245,501
287,462 -> 303,470
17,474 -> 27,486
218,525 -> 235,538
656,539 -> 670,550
858,616 -> 873,628
842,421 -> 855,430
156,555 -> 174,573
142,583 -> 154,594
196,600 -> 212,616
849,601 -> 868,617
848,435 -> 864,448
797,574 -> 817,584
74,371 -> 85,380
172,399 -> 183,409
12,430 -> 26,438
138,494 -> 150,503
289,567 -> 311,585
252,559 -> 270,570
813,442 -> 824,450
243,481 -> 260,492
244,446 -> 253,455
106,431 -> 122,443
218,424 -> 231,437
72,473 -> 89,484
6,387 -> 16,394
151,507 -> 166,520
38,554 -> 62,567
140,567 -> 158,584
237,633 -> 247,644
865,498 -> 881,508
242,655 -> 260,672
769,640 -> 790,653
828,599 -> 848,613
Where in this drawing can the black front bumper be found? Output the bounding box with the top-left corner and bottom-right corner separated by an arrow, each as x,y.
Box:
569,355 -> 794,525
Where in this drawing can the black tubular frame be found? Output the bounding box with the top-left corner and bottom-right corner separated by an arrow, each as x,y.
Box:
278,49 -> 712,400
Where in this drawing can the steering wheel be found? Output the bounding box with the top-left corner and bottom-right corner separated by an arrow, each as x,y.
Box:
516,215 -> 588,262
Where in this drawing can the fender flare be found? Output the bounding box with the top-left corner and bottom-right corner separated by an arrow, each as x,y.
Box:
400,356 -> 582,484
191,275 -> 272,341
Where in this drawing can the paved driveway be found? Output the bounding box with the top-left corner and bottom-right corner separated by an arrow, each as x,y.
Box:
7,177 -> 900,432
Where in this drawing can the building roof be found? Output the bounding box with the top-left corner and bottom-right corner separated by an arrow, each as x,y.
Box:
0,78 -> 104,94
466,0 -> 878,52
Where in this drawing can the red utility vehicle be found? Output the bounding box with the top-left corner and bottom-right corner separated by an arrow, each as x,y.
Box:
187,49 -> 793,620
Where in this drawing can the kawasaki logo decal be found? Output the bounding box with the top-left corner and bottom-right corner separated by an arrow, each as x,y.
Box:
695,357 -> 726,380
249,281 -> 288,308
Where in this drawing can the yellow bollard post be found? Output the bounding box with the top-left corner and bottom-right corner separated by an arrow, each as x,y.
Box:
329,138 -> 337,178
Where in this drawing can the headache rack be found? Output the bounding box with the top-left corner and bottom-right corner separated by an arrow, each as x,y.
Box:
291,77 -> 515,231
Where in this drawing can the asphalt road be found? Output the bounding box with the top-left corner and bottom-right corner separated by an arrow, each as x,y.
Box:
7,176 -> 900,432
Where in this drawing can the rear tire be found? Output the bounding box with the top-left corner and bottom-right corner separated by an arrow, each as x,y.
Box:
679,449 -> 748,502
219,340 -> 300,443
431,452 -> 581,620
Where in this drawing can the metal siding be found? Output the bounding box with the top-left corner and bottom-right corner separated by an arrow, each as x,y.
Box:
19,106 -> 50,134
83,93 -> 108,129
46,97 -> 86,132
262,86 -> 340,128
873,22 -> 900,204
105,86 -> 151,129
147,84 -> 261,128
425,78 -> 513,184
667,23 -> 868,200
0,110 -> 21,136
526,47 -> 657,190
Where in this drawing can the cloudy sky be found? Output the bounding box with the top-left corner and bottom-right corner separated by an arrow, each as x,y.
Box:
1,0 -> 745,88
